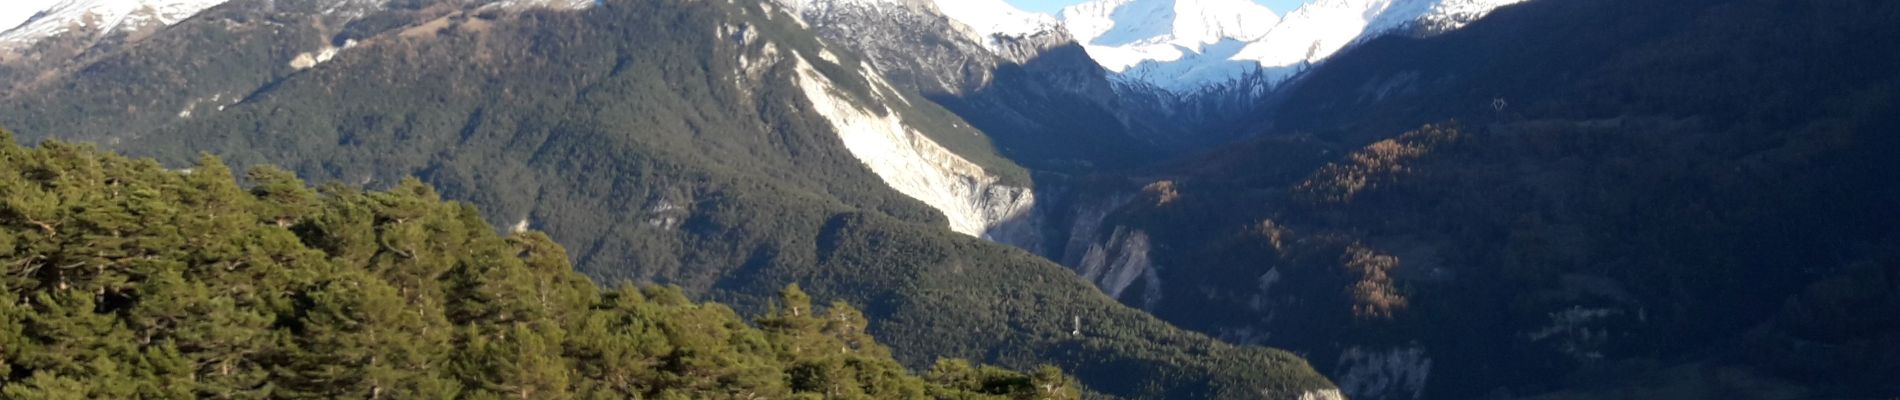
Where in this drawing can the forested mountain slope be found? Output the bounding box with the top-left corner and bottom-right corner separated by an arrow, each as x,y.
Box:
0,0 -> 1335,398
0,132 -> 1081,399
1045,0 -> 1900,398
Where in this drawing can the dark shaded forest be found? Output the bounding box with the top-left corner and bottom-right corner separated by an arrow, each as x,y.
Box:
1070,0 -> 1900,398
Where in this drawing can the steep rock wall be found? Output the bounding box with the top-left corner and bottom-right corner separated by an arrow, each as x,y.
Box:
788,53 -> 1036,237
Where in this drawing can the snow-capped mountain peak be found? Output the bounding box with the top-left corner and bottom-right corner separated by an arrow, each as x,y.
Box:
1232,0 -> 1526,71
778,0 -> 1058,54
1058,0 -> 1280,72
0,0 -> 230,51
932,0 -> 1059,49
1229,0 -> 1398,71
1411,0 -> 1528,31
1056,0 -> 1526,95
1062,0 -> 1280,46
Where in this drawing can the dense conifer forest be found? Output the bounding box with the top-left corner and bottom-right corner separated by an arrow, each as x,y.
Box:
0,131 -> 1082,399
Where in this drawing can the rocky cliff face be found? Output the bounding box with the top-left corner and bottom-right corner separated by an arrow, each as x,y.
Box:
1033,182 -> 1443,400
769,0 -> 1053,239
784,46 -> 1038,237
1074,226 -> 1155,300
779,0 -> 994,94
1334,345 -> 1432,400
774,0 -> 1177,240
779,0 -> 1175,173
999,182 -> 1179,311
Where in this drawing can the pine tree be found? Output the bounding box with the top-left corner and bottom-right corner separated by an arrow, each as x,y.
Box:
927,359 -> 982,393
759,283 -> 825,359
0,284 -> 23,386
245,166 -> 317,227
454,322 -> 573,400
820,301 -> 882,357
126,269 -> 271,399
272,270 -> 456,399
11,292 -> 140,398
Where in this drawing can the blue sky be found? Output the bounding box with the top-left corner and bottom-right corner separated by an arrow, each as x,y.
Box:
1006,0 -> 1314,14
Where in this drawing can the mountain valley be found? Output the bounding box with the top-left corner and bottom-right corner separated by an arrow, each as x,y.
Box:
2,0 -> 1896,398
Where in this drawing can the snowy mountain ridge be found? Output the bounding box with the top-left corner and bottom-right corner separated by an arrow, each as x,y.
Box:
0,0 -> 229,52
1058,0 -> 1279,72
1062,0 -> 1528,93
776,0 -> 1060,56
931,0 -> 1061,52
0,0 -> 594,55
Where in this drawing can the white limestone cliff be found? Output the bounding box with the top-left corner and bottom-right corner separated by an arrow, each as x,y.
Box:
787,52 -> 1036,237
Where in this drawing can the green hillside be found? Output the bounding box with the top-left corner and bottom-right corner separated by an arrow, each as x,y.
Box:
0,131 -> 1080,399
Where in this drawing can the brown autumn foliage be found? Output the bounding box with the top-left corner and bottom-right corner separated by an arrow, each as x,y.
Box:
1342,243 -> 1406,319
1295,124 -> 1462,204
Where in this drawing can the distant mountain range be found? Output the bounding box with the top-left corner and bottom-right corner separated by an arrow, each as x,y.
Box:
0,0 -> 1525,130
1052,0 -> 1525,94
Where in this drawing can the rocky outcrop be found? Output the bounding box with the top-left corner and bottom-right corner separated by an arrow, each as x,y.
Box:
1297,389 -> 1348,400
1014,189 -> 1169,306
780,0 -> 999,94
1334,346 -> 1433,400
985,28 -> 1073,65
1074,226 -> 1155,300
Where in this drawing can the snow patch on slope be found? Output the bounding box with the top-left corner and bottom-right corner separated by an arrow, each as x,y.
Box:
174,92 -> 234,119
788,53 -> 1035,237
289,39 -> 357,70
0,0 -> 229,51
487,0 -> 596,12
